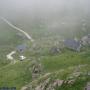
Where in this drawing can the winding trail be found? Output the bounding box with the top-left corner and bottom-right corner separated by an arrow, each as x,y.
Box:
6,51 -> 16,60
0,16 -> 34,60
6,51 -> 17,64
0,17 -> 34,42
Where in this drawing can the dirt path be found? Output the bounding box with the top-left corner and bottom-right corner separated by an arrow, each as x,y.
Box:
6,51 -> 16,60
0,17 -> 34,42
6,50 -> 18,64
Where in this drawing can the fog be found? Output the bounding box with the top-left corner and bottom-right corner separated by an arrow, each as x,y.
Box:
0,0 -> 89,17
0,0 -> 90,37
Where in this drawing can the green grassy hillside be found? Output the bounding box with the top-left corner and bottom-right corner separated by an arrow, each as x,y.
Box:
0,19 -> 90,90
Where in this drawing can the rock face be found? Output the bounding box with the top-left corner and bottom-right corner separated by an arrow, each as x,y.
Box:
53,79 -> 64,87
64,39 -> 81,52
31,61 -> 42,79
35,78 -> 64,90
21,65 -> 88,90
85,82 -> 90,90
35,78 -> 51,90
81,34 -> 90,46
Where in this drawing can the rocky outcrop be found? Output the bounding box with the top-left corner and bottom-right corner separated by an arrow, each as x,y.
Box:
81,34 -> 90,46
49,47 -> 61,55
21,65 -> 89,90
84,82 -> 90,90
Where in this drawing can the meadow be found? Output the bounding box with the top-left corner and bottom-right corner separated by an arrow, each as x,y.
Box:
0,19 -> 90,90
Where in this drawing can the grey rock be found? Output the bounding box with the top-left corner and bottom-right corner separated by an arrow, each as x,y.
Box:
49,47 -> 61,55
64,39 -> 81,52
85,82 -> 90,90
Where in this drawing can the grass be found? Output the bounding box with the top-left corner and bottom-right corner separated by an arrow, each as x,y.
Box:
41,50 -> 90,72
0,49 -> 90,90
0,60 -> 32,90
0,24 -> 90,90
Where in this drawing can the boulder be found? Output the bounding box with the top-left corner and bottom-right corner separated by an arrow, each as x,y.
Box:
81,34 -> 90,46
49,47 -> 61,55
